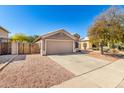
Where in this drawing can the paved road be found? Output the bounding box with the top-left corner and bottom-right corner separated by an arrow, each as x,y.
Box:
49,54 -> 110,76
52,58 -> 124,88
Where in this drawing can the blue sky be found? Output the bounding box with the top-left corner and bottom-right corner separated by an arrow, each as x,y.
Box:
0,5 -> 111,37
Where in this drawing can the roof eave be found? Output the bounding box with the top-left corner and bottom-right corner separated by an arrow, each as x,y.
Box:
0,26 -> 10,33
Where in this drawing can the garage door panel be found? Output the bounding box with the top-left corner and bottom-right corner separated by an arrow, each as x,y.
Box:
47,40 -> 73,55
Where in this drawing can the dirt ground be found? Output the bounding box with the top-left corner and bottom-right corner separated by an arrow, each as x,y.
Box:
85,50 -> 124,62
0,54 -> 74,88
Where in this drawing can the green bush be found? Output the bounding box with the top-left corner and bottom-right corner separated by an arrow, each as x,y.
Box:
92,47 -> 99,50
103,47 -> 110,52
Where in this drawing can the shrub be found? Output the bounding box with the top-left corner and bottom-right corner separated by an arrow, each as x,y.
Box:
92,47 -> 99,51
103,47 -> 110,52
110,49 -> 119,54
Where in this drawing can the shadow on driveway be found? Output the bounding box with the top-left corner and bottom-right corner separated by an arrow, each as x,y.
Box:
0,55 -> 26,72
13,55 -> 26,62
0,55 -> 15,64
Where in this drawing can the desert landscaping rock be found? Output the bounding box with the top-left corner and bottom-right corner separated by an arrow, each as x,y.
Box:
0,54 -> 74,88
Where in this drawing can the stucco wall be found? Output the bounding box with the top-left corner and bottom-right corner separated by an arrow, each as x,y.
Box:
45,32 -> 73,40
11,42 -> 18,55
79,41 -> 92,50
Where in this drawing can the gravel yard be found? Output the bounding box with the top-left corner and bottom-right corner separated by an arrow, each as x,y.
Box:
0,54 -> 74,88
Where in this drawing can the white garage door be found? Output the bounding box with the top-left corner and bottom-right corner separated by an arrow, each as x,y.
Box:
46,40 -> 73,55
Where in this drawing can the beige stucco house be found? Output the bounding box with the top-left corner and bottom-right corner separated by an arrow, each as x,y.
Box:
79,37 -> 92,50
35,29 -> 77,56
0,26 -> 9,42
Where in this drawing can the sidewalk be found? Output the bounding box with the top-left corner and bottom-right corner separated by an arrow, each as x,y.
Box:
52,59 -> 124,88
0,55 -> 17,71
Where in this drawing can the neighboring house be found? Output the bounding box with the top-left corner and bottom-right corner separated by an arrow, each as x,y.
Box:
34,29 -> 77,56
0,26 -> 9,42
79,37 -> 92,50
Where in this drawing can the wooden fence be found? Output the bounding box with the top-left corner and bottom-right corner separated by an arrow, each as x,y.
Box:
0,42 -> 11,55
18,43 -> 40,54
0,42 -> 40,55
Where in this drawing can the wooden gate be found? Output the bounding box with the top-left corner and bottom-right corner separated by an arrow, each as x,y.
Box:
18,43 -> 40,54
0,42 -> 11,55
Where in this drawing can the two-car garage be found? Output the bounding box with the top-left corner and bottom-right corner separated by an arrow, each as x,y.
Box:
35,29 -> 76,56
46,40 -> 73,55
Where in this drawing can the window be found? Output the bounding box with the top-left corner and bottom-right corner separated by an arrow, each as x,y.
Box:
75,42 -> 78,48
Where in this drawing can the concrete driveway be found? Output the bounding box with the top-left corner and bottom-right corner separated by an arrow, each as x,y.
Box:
49,54 -> 110,76
49,54 -> 124,88
52,59 -> 124,88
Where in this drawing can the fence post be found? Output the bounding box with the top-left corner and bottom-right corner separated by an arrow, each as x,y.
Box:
0,43 -> 1,55
11,41 -> 18,55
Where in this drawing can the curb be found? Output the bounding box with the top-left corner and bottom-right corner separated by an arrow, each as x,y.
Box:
0,55 -> 18,71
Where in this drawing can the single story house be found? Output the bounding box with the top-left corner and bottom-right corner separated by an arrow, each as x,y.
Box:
79,37 -> 92,50
34,29 -> 78,56
0,26 -> 10,42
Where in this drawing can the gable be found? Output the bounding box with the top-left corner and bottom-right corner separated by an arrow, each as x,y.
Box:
45,32 -> 73,40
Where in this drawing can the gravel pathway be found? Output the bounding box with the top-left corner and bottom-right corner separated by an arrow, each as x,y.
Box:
0,54 -> 74,88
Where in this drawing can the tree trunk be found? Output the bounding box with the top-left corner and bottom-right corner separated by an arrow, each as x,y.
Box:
112,43 -> 115,49
99,42 -> 104,55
